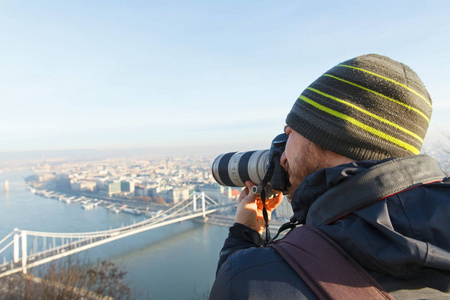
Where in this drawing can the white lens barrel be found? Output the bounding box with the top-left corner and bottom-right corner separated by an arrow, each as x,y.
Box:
247,150 -> 269,185
211,150 -> 269,187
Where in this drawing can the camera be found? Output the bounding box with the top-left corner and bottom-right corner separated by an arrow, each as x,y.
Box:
211,133 -> 290,196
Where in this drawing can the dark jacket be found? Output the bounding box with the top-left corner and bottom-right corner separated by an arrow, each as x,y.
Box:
210,155 -> 450,299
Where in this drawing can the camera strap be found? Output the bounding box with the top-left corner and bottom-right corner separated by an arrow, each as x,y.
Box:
260,133 -> 288,246
260,188 -> 271,246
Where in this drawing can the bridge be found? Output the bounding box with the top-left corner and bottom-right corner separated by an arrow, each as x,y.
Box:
0,191 -> 232,278
3,180 -> 27,192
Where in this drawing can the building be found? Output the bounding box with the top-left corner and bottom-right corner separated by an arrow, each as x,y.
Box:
198,183 -> 232,204
121,180 -> 135,193
71,180 -> 97,192
173,186 -> 190,203
107,181 -> 122,196
159,186 -> 190,204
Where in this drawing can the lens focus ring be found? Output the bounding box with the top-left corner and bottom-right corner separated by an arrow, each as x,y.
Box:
212,150 -> 269,187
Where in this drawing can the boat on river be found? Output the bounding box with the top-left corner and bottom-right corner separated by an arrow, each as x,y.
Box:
123,208 -> 141,215
82,203 -> 94,210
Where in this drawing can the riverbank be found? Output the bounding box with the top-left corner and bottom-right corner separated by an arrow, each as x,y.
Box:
27,181 -> 288,236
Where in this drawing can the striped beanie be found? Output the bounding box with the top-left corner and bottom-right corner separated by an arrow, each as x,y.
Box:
286,54 -> 432,161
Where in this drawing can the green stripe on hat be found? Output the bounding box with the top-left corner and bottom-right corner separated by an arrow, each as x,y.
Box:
306,87 -> 424,143
338,64 -> 432,108
299,95 -> 421,155
322,74 -> 430,123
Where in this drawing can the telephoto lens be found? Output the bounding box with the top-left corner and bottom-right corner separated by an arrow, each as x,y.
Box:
211,150 -> 269,187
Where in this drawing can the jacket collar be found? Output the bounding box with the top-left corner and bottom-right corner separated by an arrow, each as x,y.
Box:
291,155 -> 445,225
291,158 -> 390,224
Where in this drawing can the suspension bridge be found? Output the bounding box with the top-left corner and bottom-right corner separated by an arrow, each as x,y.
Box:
0,191 -> 231,278
3,180 -> 27,192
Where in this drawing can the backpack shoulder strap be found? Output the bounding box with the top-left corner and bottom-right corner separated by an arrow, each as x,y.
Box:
269,225 -> 395,300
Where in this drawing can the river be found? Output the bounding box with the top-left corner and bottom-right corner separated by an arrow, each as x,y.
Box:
0,169 -> 230,299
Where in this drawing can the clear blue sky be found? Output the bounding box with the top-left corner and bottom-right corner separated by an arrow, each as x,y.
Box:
1,1 -> 449,155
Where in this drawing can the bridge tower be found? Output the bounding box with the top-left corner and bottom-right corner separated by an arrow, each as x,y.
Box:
192,191 -> 206,218
4,180 -> 9,192
13,228 -> 28,274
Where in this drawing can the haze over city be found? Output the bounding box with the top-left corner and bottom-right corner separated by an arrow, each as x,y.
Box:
1,1 -> 449,159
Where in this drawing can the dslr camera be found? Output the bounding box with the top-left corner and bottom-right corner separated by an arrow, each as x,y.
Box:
211,133 -> 290,197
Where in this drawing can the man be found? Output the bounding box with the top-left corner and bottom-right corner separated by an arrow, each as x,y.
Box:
209,54 -> 450,299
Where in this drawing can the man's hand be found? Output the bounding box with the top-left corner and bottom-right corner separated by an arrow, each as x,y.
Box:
235,181 -> 284,234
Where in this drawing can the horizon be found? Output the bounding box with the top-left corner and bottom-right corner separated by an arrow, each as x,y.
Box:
0,136 -> 448,164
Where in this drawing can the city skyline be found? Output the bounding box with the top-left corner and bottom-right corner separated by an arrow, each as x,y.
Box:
1,1 -> 449,154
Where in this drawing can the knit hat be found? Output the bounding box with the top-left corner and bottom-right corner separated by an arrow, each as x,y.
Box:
286,54 -> 432,161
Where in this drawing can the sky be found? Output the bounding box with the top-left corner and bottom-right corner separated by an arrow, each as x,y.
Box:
1,0 -> 449,157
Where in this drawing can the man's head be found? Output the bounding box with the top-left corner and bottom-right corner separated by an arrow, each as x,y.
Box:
281,54 -> 432,194
281,125 -> 355,198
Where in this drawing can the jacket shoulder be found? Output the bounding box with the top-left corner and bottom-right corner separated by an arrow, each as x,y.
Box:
210,247 -> 318,300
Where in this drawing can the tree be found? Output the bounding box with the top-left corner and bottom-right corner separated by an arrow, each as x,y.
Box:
0,257 -> 131,300
154,196 -> 165,204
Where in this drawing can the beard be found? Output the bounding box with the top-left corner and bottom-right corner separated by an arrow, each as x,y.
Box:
284,141 -> 328,199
